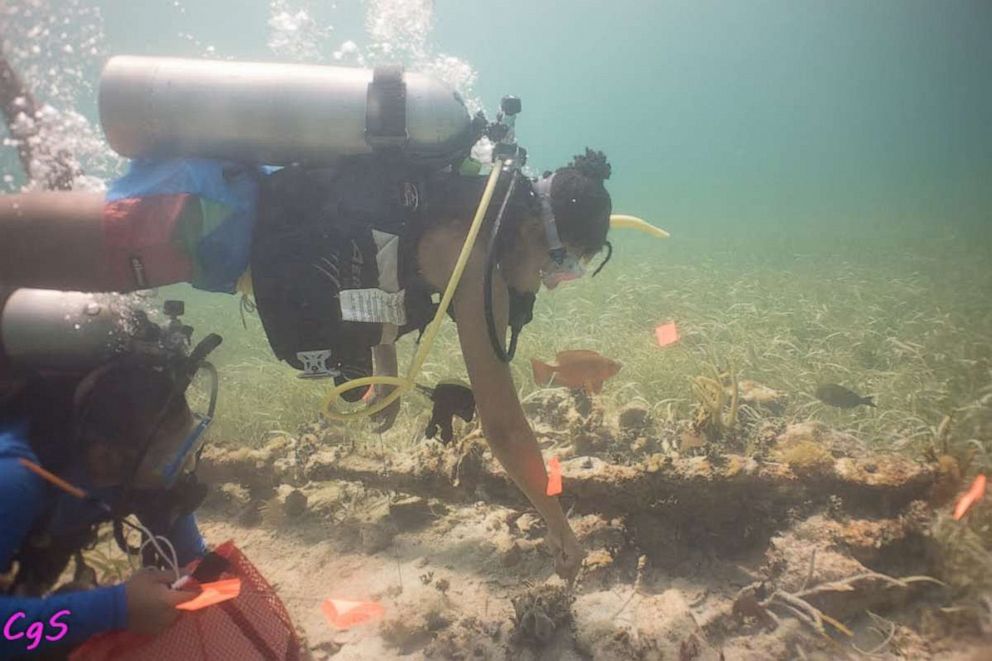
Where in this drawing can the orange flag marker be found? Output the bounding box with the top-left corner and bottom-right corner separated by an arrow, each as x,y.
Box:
321,598 -> 385,629
655,322 -> 679,347
953,474 -> 987,520
546,456 -> 562,496
175,578 -> 242,611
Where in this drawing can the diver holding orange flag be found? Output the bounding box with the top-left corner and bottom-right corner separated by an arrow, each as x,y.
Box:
1,55 -> 669,582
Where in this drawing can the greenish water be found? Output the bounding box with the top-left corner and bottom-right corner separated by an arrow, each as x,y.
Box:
1,1 -> 990,459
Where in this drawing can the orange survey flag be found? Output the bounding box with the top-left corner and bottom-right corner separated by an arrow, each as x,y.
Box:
953,474 -> 987,520
175,578 -> 242,611
546,456 -> 563,496
655,322 -> 679,347
321,598 -> 385,629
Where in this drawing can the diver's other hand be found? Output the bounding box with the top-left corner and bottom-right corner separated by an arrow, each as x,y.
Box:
546,526 -> 584,584
124,568 -> 194,635
369,385 -> 400,433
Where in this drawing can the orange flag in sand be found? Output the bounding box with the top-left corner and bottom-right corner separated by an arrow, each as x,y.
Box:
546,456 -> 562,496
175,578 -> 242,611
655,322 -> 679,347
321,598 -> 385,629
953,474 -> 987,520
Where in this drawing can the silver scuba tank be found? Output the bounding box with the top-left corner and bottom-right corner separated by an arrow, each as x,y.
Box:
99,56 -> 475,166
0,289 -> 138,372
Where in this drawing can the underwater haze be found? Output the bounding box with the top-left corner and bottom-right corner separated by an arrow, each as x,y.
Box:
5,0 -> 992,233
3,1 -> 992,657
2,0 -> 991,466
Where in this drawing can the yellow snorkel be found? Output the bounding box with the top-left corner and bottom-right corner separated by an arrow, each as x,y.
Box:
610,214 -> 670,238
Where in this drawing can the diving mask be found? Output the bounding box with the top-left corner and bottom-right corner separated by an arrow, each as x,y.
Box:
145,411 -> 212,489
533,173 -> 586,290
143,361 -> 218,490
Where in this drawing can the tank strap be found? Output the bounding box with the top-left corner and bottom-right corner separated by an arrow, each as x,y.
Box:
366,65 -> 408,151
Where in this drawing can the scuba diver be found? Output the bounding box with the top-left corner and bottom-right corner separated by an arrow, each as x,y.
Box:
0,56 -> 667,581
0,288 -> 221,657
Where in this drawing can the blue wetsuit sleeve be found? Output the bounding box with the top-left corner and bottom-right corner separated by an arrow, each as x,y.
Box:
0,585 -> 127,655
170,513 -> 208,566
0,456 -> 43,574
0,454 -> 128,654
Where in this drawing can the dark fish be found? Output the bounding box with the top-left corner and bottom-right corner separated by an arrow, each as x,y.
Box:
815,384 -> 875,409
417,380 -> 476,444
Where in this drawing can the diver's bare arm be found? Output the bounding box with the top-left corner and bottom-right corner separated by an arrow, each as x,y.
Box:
0,191 -> 120,291
1,49 -> 78,190
452,253 -> 572,539
0,52 -> 107,289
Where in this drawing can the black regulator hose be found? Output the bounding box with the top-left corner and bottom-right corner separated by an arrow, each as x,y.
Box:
483,168 -> 520,363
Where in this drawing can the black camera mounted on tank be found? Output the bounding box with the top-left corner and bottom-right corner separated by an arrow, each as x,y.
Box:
126,299 -> 193,362
125,299 -> 222,383
487,96 -> 527,166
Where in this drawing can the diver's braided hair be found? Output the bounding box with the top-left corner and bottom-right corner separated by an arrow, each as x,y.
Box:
550,148 -> 613,269
565,148 -> 612,182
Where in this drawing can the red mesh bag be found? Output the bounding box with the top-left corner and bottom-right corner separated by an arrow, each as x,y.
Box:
71,541 -> 303,661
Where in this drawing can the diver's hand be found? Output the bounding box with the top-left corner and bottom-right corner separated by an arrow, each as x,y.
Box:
369,385 -> 400,433
546,526 -> 584,584
124,568 -> 194,635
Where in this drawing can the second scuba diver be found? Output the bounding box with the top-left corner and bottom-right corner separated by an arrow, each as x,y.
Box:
0,288 -> 220,656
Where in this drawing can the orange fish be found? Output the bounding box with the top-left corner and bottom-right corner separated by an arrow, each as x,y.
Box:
531,350 -> 622,394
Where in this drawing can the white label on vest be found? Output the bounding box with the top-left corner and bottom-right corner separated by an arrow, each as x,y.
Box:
339,288 -> 407,326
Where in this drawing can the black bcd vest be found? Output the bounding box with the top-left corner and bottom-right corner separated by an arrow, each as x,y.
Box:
250,157 -> 439,400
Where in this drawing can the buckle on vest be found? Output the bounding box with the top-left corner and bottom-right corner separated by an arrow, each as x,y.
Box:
296,350 -> 340,379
